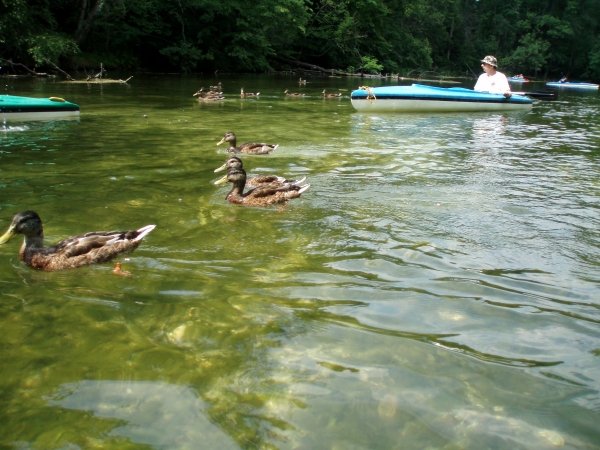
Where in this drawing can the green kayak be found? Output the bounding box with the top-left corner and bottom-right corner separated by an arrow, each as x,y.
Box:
0,95 -> 80,121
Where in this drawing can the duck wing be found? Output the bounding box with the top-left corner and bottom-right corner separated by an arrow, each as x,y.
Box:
49,226 -> 155,258
235,143 -> 278,154
244,182 -> 302,198
246,175 -> 306,188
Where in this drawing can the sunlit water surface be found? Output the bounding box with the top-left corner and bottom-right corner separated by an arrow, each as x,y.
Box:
1,75 -> 599,449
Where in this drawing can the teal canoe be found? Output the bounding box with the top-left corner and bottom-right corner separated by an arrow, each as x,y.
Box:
351,84 -> 532,112
0,95 -> 80,121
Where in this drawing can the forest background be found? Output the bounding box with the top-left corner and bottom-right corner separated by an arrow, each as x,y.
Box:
1,0 -> 600,80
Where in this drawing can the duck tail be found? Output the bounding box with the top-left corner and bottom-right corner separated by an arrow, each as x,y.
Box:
297,184 -> 310,194
292,176 -> 306,185
134,225 -> 156,241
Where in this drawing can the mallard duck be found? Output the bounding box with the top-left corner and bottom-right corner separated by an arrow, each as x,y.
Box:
213,156 -> 306,188
210,82 -> 222,91
216,132 -> 278,154
299,78 -> 307,85
214,168 -> 310,206
284,89 -> 305,97
0,210 -> 156,271
199,95 -> 225,102
323,89 -> 342,98
240,88 -> 259,98
193,88 -> 224,101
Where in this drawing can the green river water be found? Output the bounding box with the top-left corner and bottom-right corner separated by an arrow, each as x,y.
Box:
1,74 -> 599,449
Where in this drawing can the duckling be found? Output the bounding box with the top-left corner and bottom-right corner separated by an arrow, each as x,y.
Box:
214,156 -> 306,188
113,262 -> 132,277
216,132 -> 278,154
214,168 -> 310,206
0,210 -> 155,271
284,89 -> 305,97
299,78 -> 307,85
323,89 -> 342,98
241,88 -> 259,98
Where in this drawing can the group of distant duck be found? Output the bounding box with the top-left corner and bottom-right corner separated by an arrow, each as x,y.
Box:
193,79 -> 343,101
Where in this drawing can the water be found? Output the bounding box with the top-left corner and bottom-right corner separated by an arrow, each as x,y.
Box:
1,74 -> 599,449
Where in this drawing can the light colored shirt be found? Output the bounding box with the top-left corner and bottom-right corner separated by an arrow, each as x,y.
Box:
474,71 -> 511,94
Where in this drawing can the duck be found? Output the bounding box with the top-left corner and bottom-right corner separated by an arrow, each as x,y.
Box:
214,168 -> 310,206
216,132 -> 278,154
299,78 -> 307,85
284,89 -> 305,97
193,88 -> 224,101
240,88 -> 259,98
210,82 -> 222,91
0,210 -> 156,271
323,89 -> 342,98
214,156 -> 306,188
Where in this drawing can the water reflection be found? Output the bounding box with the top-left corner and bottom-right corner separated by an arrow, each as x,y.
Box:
48,380 -> 238,449
470,114 -> 507,145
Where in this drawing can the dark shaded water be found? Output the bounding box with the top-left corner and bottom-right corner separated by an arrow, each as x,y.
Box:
1,74 -> 599,449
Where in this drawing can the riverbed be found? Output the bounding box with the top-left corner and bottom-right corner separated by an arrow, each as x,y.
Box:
1,74 -> 599,449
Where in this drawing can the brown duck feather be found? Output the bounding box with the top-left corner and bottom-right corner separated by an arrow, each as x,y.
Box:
213,156 -> 305,188
216,132 -> 278,155
214,168 -> 309,206
0,210 -> 155,271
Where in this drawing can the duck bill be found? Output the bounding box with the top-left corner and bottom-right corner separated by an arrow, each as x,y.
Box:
0,225 -> 16,244
214,174 -> 229,185
214,162 -> 228,172
216,138 -> 226,146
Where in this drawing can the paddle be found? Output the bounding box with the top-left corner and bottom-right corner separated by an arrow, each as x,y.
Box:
512,88 -> 557,100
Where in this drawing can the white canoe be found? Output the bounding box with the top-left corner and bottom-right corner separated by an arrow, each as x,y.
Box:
545,82 -> 599,90
351,84 -> 532,112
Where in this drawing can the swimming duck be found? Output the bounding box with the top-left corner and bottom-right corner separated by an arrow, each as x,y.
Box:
193,88 -> 224,101
323,89 -> 342,98
216,132 -> 278,154
299,78 -> 307,85
214,156 -> 306,188
240,88 -> 259,98
284,89 -> 305,97
214,168 -> 310,206
210,82 -> 222,91
0,210 -> 155,271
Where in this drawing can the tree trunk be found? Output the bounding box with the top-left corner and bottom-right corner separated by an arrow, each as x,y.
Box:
271,55 -> 338,75
447,18 -> 455,60
75,0 -> 106,45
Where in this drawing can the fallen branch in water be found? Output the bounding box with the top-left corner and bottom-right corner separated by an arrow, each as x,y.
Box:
42,59 -> 74,80
270,55 -> 339,75
65,76 -> 133,84
0,58 -> 49,77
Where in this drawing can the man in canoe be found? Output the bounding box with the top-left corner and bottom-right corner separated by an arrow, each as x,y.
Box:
474,55 -> 512,98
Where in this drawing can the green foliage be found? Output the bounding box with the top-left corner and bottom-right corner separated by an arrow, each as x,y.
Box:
28,34 -> 80,66
586,38 -> 600,79
0,0 -> 599,79
160,41 -> 208,73
505,33 -> 550,74
360,55 -> 383,74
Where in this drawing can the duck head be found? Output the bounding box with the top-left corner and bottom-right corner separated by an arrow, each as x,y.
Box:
0,210 -> 43,244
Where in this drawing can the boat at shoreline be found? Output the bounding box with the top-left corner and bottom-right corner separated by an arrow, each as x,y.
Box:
0,95 -> 80,121
545,81 -> 599,90
350,84 -> 532,112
